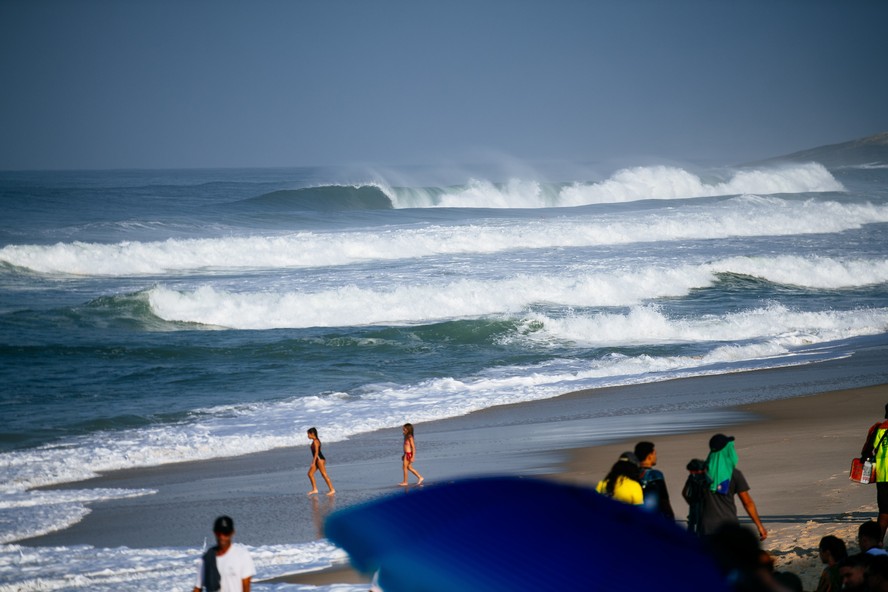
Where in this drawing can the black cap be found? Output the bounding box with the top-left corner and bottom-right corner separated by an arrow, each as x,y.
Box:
618,451 -> 640,466
709,433 -> 735,452
213,515 -> 234,534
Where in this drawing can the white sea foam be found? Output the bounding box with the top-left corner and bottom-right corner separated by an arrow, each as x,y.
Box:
0,539 -> 352,592
528,304 -> 888,347
2,195 -> 885,276
0,488 -> 155,544
146,265 -> 718,328
394,163 -> 844,208
711,255 -> 888,289
145,256 -> 888,329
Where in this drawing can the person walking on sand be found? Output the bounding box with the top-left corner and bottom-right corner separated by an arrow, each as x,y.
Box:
399,423 -> 424,486
698,433 -> 768,541
307,427 -> 335,496
193,515 -> 255,592
634,441 -> 675,519
860,404 -> 888,540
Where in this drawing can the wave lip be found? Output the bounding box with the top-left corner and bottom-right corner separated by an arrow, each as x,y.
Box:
245,183 -> 394,210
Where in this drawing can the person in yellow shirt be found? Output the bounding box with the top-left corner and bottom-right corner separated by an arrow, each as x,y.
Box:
596,451 -> 643,505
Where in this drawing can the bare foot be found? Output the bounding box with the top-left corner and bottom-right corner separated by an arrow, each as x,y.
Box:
326,489 -> 336,496
307,490 -> 319,496
398,482 -> 408,486
417,477 -> 424,485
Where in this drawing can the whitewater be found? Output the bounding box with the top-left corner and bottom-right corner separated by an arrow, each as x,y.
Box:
1,161 -> 887,590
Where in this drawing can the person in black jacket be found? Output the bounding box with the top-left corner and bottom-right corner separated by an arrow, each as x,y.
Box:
634,441 -> 675,519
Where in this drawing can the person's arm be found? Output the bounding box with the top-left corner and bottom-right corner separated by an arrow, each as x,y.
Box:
242,577 -> 251,592
863,423 -> 880,458
738,490 -> 767,541
656,478 -> 675,519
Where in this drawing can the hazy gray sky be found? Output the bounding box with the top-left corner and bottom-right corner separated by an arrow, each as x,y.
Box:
2,0 -> 887,171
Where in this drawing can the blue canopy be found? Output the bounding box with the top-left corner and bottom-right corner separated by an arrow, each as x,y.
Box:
325,476 -> 729,592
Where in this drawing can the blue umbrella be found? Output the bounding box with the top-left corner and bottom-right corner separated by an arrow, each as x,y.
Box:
325,476 -> 729,591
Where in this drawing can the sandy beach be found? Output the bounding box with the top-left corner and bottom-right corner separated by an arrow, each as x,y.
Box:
556,383 -> 885,590
280,382 -> 887,589
21,362 -> 888,590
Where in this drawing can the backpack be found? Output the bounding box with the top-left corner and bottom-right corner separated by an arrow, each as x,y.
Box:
682,472 -> 711,504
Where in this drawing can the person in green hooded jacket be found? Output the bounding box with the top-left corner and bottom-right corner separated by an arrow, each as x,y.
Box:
698,433 -> 767,541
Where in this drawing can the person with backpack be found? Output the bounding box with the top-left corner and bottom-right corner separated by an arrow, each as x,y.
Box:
634,441 -> 675,519
682,458 -> 710,535
860,404 -> 888,542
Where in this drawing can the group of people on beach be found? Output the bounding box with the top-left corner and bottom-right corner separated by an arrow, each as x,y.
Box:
306,422 -> 424,496
193,404 -> 888,592
588,405 -> 888,592
595,433 -> 768,541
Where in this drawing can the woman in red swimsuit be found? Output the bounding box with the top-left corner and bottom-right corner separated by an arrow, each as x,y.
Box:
399,423 -> 424,486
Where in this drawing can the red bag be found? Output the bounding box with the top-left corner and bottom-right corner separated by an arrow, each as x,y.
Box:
851,458 -> 873,484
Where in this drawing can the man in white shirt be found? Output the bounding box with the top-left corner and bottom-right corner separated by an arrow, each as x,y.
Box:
194,515 -> 256,592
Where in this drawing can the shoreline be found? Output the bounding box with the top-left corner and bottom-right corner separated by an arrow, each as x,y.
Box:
15,356 -> 888,589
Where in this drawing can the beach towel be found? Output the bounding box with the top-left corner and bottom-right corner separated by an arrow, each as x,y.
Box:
706,441 -> 738,495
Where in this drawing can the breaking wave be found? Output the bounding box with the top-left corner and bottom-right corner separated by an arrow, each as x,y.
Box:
2,196 -> 885,276
142,256 -> 888,329
242,163 -> 843,211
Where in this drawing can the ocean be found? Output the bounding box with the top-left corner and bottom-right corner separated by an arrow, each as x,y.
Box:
2,158 -> 888,589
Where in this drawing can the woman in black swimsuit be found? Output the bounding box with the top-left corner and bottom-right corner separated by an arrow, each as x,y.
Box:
307,427 -> 335,496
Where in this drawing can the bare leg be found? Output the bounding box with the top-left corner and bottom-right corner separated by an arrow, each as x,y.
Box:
307,465 -> 319,495
317,459 -> 336,495
408,464 -> 424,485
399,456 -> 409,486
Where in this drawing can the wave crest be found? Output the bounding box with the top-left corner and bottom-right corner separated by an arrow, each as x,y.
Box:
143,256 -> 888,330
2,198 -> 885,276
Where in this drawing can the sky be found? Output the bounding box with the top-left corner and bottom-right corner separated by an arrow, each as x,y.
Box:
1,0 -> 887,171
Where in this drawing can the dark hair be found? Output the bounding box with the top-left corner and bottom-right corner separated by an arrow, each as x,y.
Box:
307,427 -> 318,437
859,520 -> 882,543
839,553 -> 872,570
869,555 -> 888,581
403,423 -> 414,436
819,535 -> 848,561
634,441 -> 655,463
602,459 -> 640,497
773,571 -> 803,592
687,458 -> 707,472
